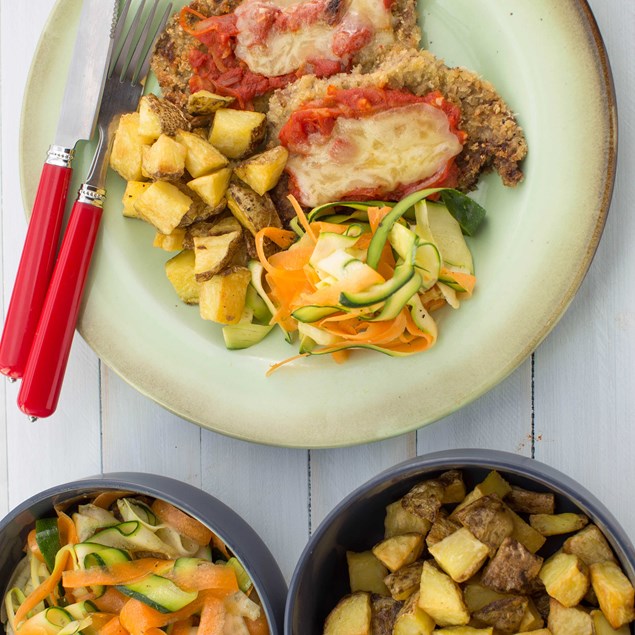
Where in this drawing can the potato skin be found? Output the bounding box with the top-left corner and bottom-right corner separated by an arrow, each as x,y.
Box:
505,486 -> 555,515
139,93 -> 190,139
401,481 -> 444,522
183,216 -> 242,250
454,494 -> 514,555
371,595 -> 402,635
563,524 -> 617,566
384,561 -> 423,601
472,595 -> 528,633
426,512 -> 461,548
227,181 -> 282,237
480,537 -> 543,593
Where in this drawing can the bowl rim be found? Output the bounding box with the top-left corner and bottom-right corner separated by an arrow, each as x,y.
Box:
0,472 -> 287,635
284,448 -> 635,632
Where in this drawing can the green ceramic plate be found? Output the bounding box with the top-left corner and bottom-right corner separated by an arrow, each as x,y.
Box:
20,0 -> 615,447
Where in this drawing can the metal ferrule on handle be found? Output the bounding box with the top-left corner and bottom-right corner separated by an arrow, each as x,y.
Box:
77,184 -> 106,207
0,145 -> 75,379
46,145 -> 75,168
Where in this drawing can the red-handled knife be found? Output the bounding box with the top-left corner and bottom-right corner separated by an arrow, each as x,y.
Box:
0,0 -> 118,380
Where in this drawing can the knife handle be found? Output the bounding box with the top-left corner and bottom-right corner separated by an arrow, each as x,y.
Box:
0,147 -> 74,379
18,188 -> 104,420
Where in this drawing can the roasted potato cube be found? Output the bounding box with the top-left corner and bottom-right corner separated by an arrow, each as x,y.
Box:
401,480 -> 445,522
426,513 -> 461,548
539,552 -> 589,607
183,216 -> 243,249
472,595 -> 528,633
479,469 -> 513,498
134,181 -> 193,234
429,527 -> 489,583
514,630 -> 552,635
227,182 -> 282,236
454,494 -> 514,555
451,471 -> 512,518
371,595 -> 402,635
481,537 -> 543,594
372,534 -> 424,573
234,146 -> 289,196
324,592 -> 372,635
547,598 -> 593,635
385,501 -> 431,539
591,609 -> 631,634
505,486 -> 555,515
432,629 -> 493,634
529,513 -> 589,537
176,130 -> 228,177
188,168 -> 232,208
437,470 -> 467,504
153,228 -> 186,251
393,592 -> 435,635
590,560 -> 635,629
347,551 -> 390,596
193,230 -> 243,282
199,266 -> 251,324
122,181 -> 151,218
208,108 -> 266,159
138,94 -> 189,140
142,134 -> 187,181
384,561 -> 423,601
563,525 -> 617,566
508,509 -> 546,554
463,584 -> 509,613
418,561 -> 470,627
165,250 -> 199,305
110,112 -> 148,181
516,598 -> 544,632
187,90 -> 235,115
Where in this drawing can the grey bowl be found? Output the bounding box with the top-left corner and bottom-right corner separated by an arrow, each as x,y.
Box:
0,472 -> 287,635
285,449 -> 635,635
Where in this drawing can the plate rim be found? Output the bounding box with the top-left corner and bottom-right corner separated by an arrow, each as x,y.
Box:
19,0 -> 617,448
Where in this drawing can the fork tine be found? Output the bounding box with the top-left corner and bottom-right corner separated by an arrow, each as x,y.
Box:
109,0 -> 133,76
137,3 -> 173,82
112,0 -> 147,79
128,0 -> 160,83
112,0 -> 133,50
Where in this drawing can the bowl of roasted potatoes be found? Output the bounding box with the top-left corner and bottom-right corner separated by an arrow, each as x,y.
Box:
285,449 -> 635,635
0,472 -> 286,635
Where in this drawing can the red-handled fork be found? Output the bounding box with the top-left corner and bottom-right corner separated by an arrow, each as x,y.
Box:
18,0 -> 173,420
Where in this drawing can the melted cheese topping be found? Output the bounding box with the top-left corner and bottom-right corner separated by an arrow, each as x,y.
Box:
236,24 -> 339,76
286,103 -> 463,207
234,0 -> 393,77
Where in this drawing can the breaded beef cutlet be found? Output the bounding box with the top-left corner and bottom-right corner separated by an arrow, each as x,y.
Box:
267,47 -> 528,192
151,0 -> 421,109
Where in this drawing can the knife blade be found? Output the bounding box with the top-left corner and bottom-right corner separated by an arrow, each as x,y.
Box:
0,0 -> 118,380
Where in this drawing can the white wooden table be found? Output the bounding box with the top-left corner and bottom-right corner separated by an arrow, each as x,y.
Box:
1,0 -> 633,582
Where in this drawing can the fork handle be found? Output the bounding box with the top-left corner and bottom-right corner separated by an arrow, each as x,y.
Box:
18,189 -> 104,419
0,150 -> 74,379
